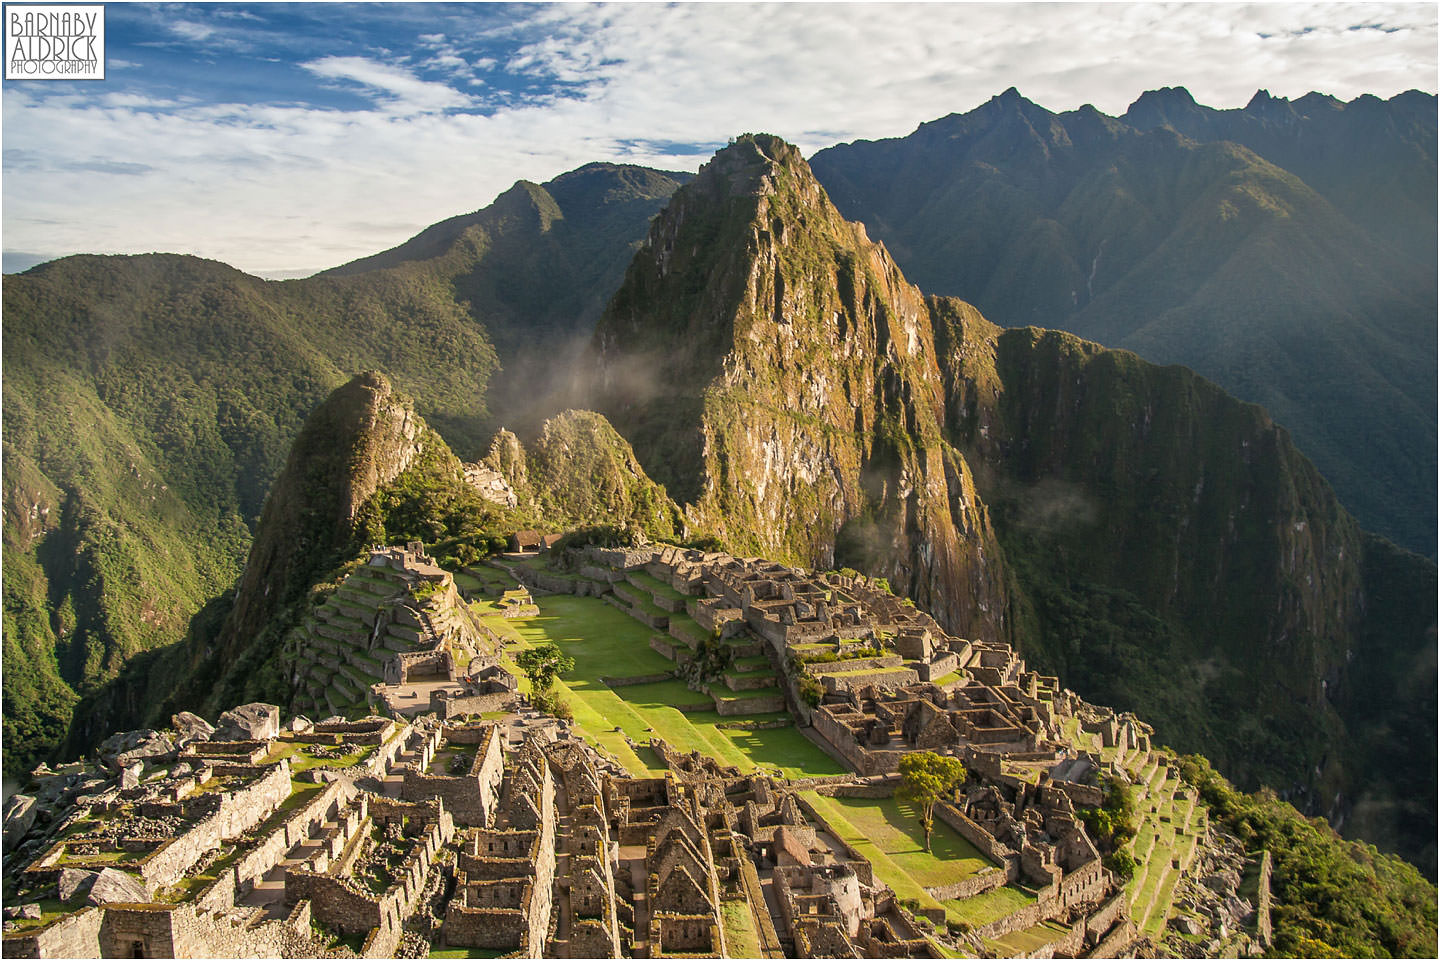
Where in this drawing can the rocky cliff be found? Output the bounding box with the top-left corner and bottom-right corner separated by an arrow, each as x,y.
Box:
595,134 -> 1010,641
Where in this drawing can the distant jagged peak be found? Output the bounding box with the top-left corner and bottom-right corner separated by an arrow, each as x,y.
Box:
1124,85 -> 1200,114
1243,88 -> 1303,123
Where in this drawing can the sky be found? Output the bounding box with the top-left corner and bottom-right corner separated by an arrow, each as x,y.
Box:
2,2 -> 1435,278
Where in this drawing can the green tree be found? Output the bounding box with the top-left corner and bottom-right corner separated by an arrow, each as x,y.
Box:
897,751 -> 966,852
514,644 -> 575,695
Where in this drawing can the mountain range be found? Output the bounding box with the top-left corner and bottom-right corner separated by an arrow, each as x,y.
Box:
2,90 -> 1434,876
809,86 -> 1436,557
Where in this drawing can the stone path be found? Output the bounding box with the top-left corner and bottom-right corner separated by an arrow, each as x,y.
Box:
619,845 -> 650,957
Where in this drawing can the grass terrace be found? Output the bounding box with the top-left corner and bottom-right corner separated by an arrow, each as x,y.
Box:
801,791 -> 998,926
626,570 -> 689,603
943,884 -> 1036,928
986,919 -> 1072,955
263,738 -> 376,775
719,898 -> 762,958
484,592 -> 844,780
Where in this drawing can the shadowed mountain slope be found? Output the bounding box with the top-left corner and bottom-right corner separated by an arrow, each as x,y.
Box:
809,88 -> 1437,556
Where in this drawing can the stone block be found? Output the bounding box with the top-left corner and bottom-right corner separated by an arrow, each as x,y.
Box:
172,711 -> 215,742
86,868 -> 147,905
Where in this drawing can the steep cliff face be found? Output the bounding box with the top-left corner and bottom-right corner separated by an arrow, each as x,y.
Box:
592,134 -> 1434,865
934,310 -> 1368,786
595,134 -> 1009,640
215,371 -> 426,669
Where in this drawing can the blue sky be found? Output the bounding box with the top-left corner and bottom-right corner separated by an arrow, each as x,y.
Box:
3,2 -> 1435,277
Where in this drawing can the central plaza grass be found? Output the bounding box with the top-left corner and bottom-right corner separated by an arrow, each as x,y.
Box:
483,592 -> 843,781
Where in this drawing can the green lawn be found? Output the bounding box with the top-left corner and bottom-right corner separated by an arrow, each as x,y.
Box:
487,593 -> 843,780
451,571 -> 483,592
605,679 -> 712,707
491,594 -> 675,682
719,898 -> 762,958
944,884 -> 1036,928
813,795 -> 994,888
801,791 -> 946,914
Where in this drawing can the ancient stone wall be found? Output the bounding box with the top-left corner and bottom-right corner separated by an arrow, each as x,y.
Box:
713,691 -> 785,715
1048,779 -> 1104,809
820,667 -> 919,695
1084,890 -> 1131,944
1256,849 -> 1274,947
1087,918 -> 1139,958
923,866 -> 1008,901
137,761 -> 292,895
0,906 -> 104,958
804,656 -> 904,675
934,801 -> 1015,866
568,918 -> 619,957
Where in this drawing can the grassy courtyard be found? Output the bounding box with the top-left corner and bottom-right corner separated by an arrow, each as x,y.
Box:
801,791 -> 1001,928
481,590 -> 844,781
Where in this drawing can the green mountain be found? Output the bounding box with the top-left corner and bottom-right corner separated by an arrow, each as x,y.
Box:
591,133 -> 1435,870
2,163 -> 685,770
1123,86 -> 1437,262
809,88 -> 1437,557
326,162 -> 691,434
64,378 -> 676,745
2,256 -> 496,770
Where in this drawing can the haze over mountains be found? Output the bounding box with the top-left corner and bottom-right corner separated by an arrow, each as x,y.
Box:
2,88 -> 1434,876
810,86 -> 1437,556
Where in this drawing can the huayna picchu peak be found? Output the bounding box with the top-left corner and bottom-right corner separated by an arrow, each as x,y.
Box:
3,79 -> 1434,961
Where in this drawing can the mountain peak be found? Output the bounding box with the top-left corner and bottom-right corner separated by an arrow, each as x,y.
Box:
1244,88 -> 1300,123
1122,86 -> 1209,131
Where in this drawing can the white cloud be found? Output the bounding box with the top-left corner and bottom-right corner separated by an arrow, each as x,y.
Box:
3,2 -> 1435,277
300,55 -> 475,112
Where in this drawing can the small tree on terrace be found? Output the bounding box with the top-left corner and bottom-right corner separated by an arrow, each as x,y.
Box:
514,644 -> 575,695
898,751 -> 967,852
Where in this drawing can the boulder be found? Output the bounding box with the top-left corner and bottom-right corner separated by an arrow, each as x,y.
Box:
120,762 -> 143,790
1172,915 -> 1205,936
2,903 -> 42,921
98,729 -> 175,772
114,735 -> 176,770
87,867 -> 148,905
58,868 -> 99,904
289,715 -> 314,734
171,711 -> 215,742
3,794 -> 38,847
1202,871 -> 1235,895
214,703 -> 281,741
